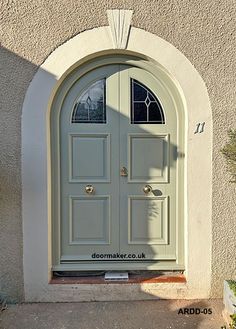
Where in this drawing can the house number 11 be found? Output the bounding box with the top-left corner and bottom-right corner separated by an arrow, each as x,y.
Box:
194,122 -> 205,134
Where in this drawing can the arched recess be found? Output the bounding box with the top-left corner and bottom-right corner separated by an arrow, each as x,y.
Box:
22,26 -> 212,301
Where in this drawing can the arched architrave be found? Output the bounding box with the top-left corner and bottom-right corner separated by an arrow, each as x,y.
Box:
22,26 -> 212,301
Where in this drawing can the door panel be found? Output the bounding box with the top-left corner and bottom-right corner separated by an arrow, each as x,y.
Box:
69,196 -> 110,245
128,134 -> 169,183
128,196 -> 168,245
69,133 -> 110,182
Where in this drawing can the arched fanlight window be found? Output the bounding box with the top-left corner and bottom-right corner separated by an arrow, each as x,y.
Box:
71,79 -> 106,123
131,79 -> 165,124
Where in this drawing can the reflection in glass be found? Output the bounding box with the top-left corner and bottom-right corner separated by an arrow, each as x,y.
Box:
72,79 -> 106,123
131,79 -> 165,124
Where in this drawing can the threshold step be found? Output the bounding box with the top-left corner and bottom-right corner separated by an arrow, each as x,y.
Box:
50,271 -> 186,284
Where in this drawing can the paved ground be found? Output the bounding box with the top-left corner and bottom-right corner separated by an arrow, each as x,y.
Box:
0,299 -> 226,329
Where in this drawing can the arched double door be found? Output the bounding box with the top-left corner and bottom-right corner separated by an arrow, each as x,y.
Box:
51,60 -> 184,270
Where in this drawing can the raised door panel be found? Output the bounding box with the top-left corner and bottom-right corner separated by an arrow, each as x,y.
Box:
69,196 -> 110,245
69,133 -> 110,182
128,196 -> 168,245
128,134 -> 169,183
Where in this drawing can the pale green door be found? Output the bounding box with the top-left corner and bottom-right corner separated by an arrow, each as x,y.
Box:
60,65 -> 120,262
119,66 -> 177,261
57,63 -> 182,267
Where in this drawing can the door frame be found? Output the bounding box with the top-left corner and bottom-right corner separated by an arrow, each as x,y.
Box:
51,57 -> 185,270
22,26 -> 212,301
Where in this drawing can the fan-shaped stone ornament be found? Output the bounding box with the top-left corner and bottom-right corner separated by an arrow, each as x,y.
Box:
107,9 -> 133,49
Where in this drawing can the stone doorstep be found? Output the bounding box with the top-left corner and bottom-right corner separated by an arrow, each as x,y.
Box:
50,271 -> 186,284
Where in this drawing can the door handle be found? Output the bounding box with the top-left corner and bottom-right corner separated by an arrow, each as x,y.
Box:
143,185 -> 152,194
85,185 -> 95,194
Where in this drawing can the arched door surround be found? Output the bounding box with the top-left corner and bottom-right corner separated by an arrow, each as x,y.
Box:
22,27 -> 212,301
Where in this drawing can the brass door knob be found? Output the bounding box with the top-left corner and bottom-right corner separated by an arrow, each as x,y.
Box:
143,184 -> 152,194
85,185 -> 95,194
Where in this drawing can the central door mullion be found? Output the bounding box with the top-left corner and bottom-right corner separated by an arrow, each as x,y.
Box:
118,65 -> 132,255
119,65 -> 132,257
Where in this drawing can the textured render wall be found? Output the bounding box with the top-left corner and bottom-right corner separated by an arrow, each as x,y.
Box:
0,0 -> 235,300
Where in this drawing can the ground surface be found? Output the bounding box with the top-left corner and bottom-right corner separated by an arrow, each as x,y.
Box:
0,299 -> 225,329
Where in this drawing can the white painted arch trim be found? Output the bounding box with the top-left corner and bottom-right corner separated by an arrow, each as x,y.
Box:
22,26 -> 212,301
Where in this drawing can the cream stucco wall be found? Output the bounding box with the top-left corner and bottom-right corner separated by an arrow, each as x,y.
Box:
0,0 -> 236,301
